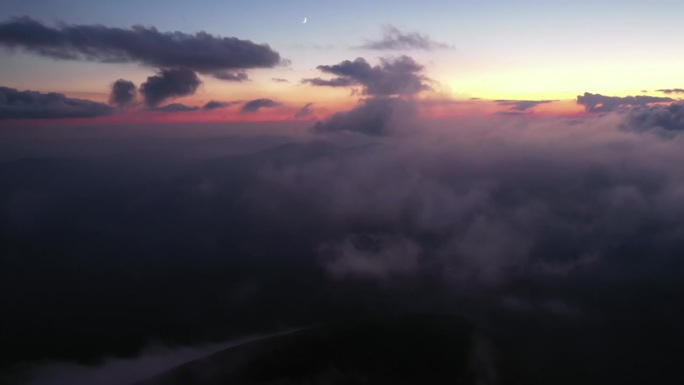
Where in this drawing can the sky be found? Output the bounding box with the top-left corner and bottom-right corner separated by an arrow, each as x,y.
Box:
0,0 -> 683,123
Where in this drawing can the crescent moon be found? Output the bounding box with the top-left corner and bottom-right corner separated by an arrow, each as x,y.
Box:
303,17 -> 307,24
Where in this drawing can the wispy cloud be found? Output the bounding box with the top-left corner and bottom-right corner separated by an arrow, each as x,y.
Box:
577,92 -> 672,113
656,88 -> 684,94
294,102 -> 314,119
0,86 -> 112,119
203,100 -> 239,110
495,99 -> 555,111
358,25 -> 452,51
148,103 -> 199,112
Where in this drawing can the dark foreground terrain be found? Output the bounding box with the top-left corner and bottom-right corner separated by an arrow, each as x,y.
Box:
135,315 -> 497,385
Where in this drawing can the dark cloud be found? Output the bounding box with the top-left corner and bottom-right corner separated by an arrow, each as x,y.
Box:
577,92 -> 673,113
621,102 -> 684,133
240,98 -> 281,113
495,99 -> 554,111
656,88 -> 684,94
271,78 -> 289,83
108,79 -> 136,108
139,68 -> 201,107
312,97 -> 416,136
211,71 -> 249,82
358,25 -> 452,51
203,100 -> 239,110
0,16 -> 283,78
148,103 -> 199,112
294,102 -> 314,119
302,56 -> 430,96
0,86 -> 112,119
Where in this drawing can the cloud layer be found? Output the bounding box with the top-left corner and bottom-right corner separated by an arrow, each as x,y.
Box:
3,109 -> 684,383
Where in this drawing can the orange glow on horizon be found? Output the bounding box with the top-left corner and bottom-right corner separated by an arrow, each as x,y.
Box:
7,97 -> 675,127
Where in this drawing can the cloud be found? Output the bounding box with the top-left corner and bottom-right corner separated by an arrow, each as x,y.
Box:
302,56 -> 430,96
302,77 -> 357,88
139,68 -> 201,107
240,98 -> 281,113
271,78 -> 289,83
320,234 -> 422,280
418,98 -> 470,107
656,88 -> 684,94
202,100 -> 239,110
294,102 -> 314,118
148,103 -> 199,112
312,97 -> 416,136
249,110 -> 684,290
108,79 -> 136,108
211,71 -> 249,82
621,102 -> 684,134
495,99 -> 554,111
494,111 -> 530,116
0,86 -> 112,119
577,92 -> 673,113
358,25 -> 452,51
0,16 -> 283,78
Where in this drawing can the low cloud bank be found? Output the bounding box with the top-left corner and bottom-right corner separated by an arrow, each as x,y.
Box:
2,105 -> 684,383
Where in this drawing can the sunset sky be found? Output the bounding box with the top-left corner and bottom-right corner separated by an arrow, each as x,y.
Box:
1,0 -> 682,123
